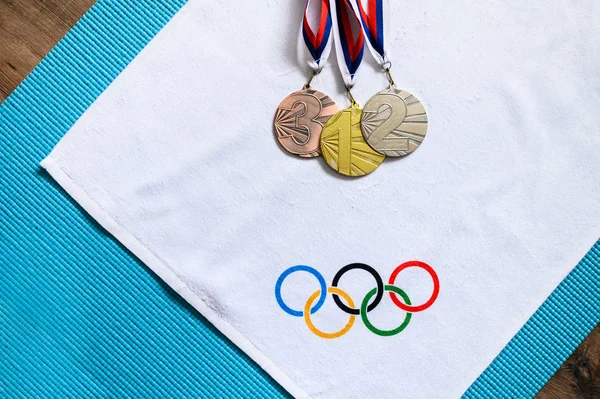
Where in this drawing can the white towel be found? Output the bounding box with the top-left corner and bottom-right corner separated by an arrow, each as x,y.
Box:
41,1 -> 600,398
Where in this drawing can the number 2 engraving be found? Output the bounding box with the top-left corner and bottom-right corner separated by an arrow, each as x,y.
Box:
365,93 -> 408,151
361,89 -> 428,157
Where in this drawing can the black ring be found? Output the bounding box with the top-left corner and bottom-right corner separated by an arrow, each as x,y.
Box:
331,263 -> 384,315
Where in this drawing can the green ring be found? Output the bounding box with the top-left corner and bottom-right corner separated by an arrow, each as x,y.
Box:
360,285 -> 412,336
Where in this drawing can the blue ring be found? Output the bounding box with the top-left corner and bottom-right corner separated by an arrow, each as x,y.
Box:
275,265 -> 327,317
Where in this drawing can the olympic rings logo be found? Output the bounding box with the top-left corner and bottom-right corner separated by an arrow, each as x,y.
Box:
275,261 -> 439,339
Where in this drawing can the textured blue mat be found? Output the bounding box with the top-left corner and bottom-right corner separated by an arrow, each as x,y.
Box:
0,1 -> 598,397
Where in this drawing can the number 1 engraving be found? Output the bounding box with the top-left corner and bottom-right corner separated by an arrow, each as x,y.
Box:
321,107 -> 385,177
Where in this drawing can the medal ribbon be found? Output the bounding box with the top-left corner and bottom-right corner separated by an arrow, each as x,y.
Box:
301,0 -> 334,72
355,0 -> 388,65
330,0 -> 365,87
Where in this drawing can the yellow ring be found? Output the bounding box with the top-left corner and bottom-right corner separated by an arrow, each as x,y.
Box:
303,287 -> 356,339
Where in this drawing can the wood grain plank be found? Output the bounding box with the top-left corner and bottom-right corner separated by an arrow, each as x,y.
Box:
0,0 -> 95,101
537,324 -> 600,399
0,1 -> 597,397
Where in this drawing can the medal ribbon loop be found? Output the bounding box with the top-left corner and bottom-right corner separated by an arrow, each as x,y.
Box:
330,0 -> 365,87
302,0 -> 334,71
355,0 -> 389,66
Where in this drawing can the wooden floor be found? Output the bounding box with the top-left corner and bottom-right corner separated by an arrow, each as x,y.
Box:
0,0 -> 95,101
1,1 -> 598,397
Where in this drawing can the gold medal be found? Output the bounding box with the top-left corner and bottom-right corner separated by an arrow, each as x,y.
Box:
274,87 -> 339,158
320,103 -> 385,177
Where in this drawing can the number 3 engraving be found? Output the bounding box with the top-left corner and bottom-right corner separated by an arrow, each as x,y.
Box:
287,94 -> 323,146
274,90 -> 337,158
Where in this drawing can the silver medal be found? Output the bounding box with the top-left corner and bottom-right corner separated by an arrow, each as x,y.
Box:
361,88 -> 428,157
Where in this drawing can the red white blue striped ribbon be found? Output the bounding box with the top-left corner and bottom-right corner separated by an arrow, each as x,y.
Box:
300,0 -> 334,72
330,0 -> 365,87
354,0 -> 389,65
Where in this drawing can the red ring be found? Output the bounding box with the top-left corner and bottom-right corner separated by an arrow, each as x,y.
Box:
388,260 -> 439,312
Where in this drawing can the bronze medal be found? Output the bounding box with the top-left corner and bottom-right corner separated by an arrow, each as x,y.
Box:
274,88 -> 339,158
320,104 -> 385,177
361,87 -> 428,157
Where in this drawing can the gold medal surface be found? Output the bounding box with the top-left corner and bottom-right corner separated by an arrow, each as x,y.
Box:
320,105 -> 385,177
274,88 -> 339,158
361,88 -> 428,157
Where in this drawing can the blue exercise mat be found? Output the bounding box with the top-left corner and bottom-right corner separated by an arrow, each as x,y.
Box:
1,1 -> 598,397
